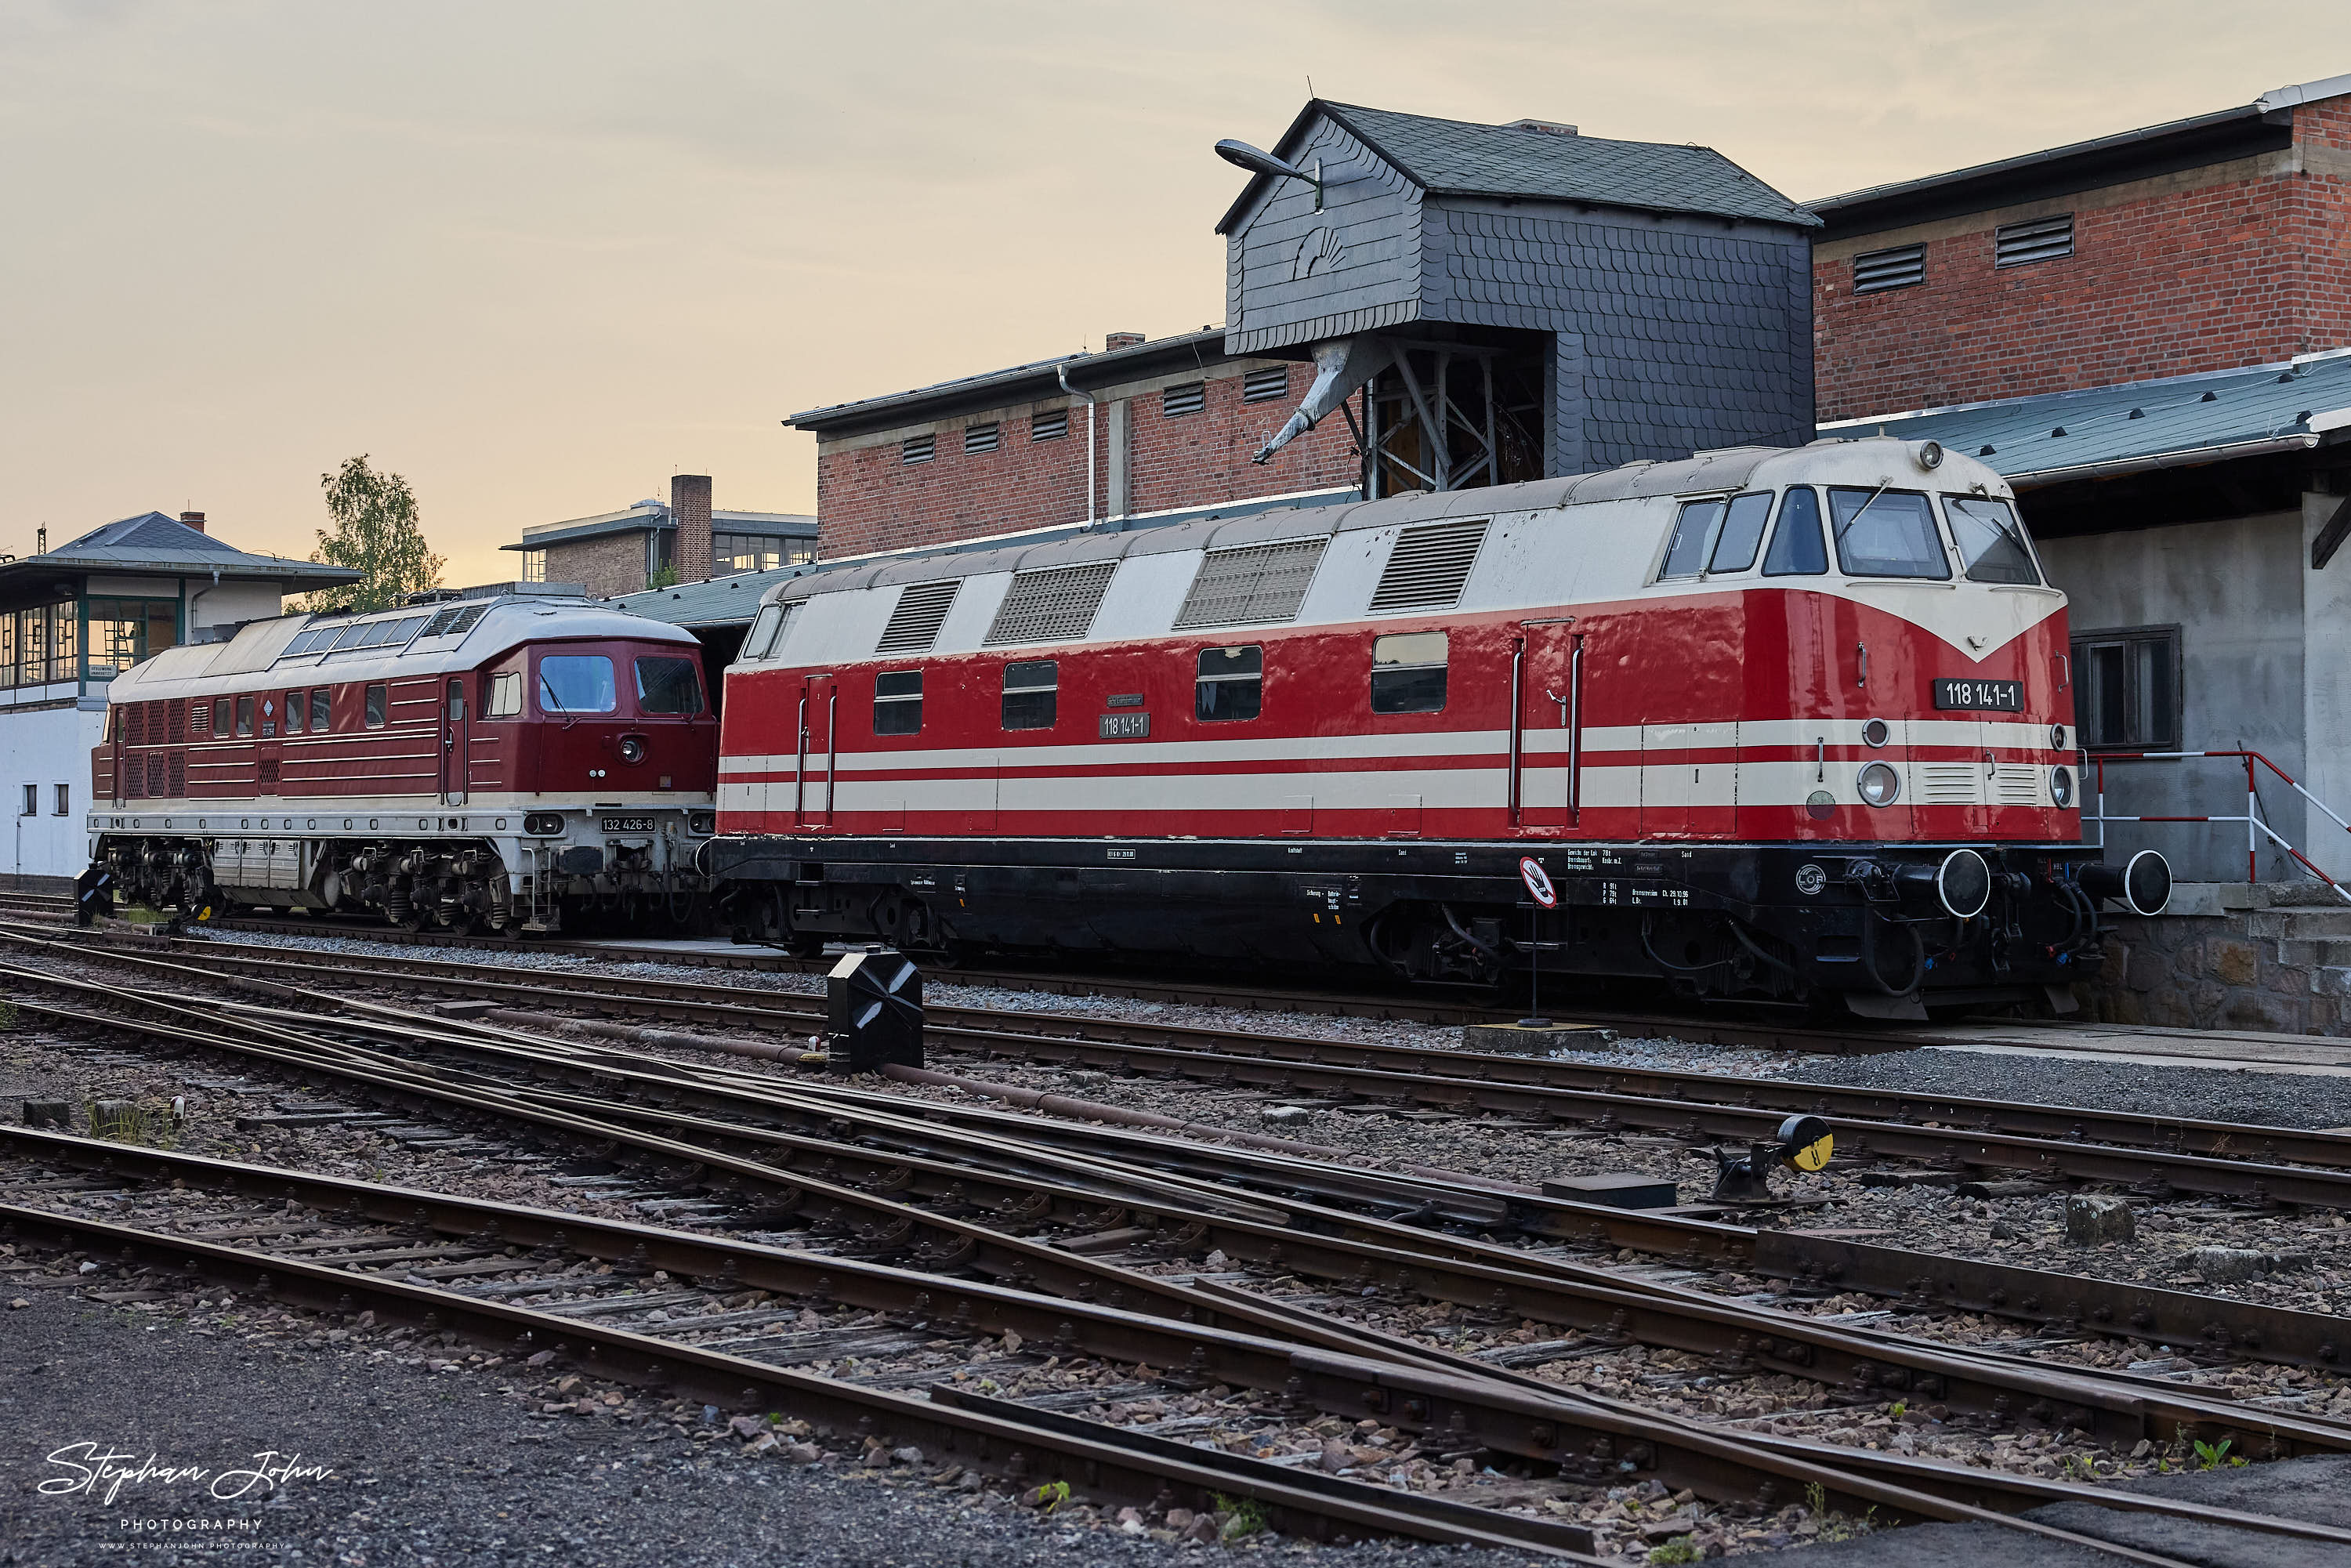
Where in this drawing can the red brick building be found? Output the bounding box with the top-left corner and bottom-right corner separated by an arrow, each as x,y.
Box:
1811,74 -> 2351,420
788,329 -> 1361,559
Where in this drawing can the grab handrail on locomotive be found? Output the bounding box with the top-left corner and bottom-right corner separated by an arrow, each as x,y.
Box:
87,583 -> 718,934
699,436 -> 2169,1020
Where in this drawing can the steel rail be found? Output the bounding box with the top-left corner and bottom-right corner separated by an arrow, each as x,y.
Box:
0,1197 -> 1598,1559
0,1134 -> 2244,1563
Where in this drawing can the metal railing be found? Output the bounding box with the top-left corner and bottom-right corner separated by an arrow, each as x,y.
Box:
2088,748 -> 2351,904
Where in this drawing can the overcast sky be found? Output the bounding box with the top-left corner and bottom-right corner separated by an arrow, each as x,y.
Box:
2,1 -> 2345,586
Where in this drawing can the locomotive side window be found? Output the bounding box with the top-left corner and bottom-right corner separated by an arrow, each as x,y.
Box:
1002,661 -> 1058,730
873,671 -> 923,735
1658,498 -> 1725,579
635,657 -> 705,715
1195,645 -> 1263,722
1828,487 -> 1951,579
1371,632 -> 1447,715
364,684 -> 387,728
742,603 -> 785,661
1762,487 -> 1829,575
212,697 -> 230,736
284,690 -> 304,734
538,656 -> 616,715
234,696 -> 255,737
487,672 -> 522,718
1707,493 -> 1773,573
310,688 -> 331,732
1944,496 -> 2041,585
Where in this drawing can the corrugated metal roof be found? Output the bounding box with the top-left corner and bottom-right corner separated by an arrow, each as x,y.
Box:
1822,351 -> 2351,485
1218,101 -> 1817,234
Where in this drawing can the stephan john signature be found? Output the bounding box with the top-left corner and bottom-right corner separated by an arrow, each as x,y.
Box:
38,1443 -> 333,1505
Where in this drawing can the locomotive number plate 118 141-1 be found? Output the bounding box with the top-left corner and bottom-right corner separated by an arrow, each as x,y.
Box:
1933,678 -> 2024,712
600,816 -> 657,832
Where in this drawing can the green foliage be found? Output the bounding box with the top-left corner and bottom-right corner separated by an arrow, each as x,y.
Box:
2193,1439 -> 2233,1471
2062,1453 -> 2094,1481
646,566 -> 679,590
1802,1482 -> 1877,1543
1646,1538 -> 1701,1566
1212,1493 -> 1270,1537
299,455 -> 444,614
1027,1479 -> 1070,1513
1887,1401 -> 1907,1418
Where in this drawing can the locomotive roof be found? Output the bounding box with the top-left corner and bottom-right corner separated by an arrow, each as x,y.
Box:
103,594 -> 698,704
767,437 -> 2007,604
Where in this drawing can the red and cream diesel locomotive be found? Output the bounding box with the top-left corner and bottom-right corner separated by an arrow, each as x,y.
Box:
87,586 -> 718,932
705,436 -> 2168,1016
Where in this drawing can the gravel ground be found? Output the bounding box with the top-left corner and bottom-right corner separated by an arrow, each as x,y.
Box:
1771,1048 -> 2351,1129
0,1292 -> 1552,1568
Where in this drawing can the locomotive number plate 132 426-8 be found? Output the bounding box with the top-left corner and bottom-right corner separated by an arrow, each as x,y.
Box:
1933,678 -> 2024,712
599,816 -> 658,832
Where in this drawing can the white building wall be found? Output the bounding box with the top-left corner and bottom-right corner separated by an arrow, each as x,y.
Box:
0,705 -> 99,880
187,580 -> 284,632
2303,491 -> 2351,884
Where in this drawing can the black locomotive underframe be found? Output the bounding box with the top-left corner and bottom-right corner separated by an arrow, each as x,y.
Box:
708,835 -> 2114,1007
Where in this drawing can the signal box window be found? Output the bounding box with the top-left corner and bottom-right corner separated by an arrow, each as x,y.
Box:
486,672 -> 522,718
1002,661 -> 1058,730
874,670 -> 923,735
53,783 -> 68,816
2074,628 -> 2179,750
1371,632 -> 1447,714
212,697 -> 230,736
19,785 -> 32,817
1828,487 -> 1951,579
1944,495 -> 2041,585
284,690 -> 304,734
364,684 -> 387,728
634,657 -> 705,715
538,655 -> 615,715
310,688 -> 331,731
1195,645 -> 1262,722
1763,487 -> 1828,576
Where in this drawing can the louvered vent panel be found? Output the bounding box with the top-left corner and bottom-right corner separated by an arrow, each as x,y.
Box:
167,751 -> 185,798
1995,214 -> 2073,267
1915,763 -> 1982,805
1367,520 -> 1490,614
1161,382 -> 1206,417
145,755 -> 166,798
984,562 -> 1118,646
1031,408 -> 1069,440
1853,243 -> 1925,293
1172,539 -> 1328,629
125,704 -> 146,747
1992,764 -> 2043,806
874,581 -> 961,654
1241,366 -> 1290,404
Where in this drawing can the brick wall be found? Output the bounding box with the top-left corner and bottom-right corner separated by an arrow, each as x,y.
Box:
545,531 -> 650,599
813,361 -> 1360,559
1814,101 -> 2351,420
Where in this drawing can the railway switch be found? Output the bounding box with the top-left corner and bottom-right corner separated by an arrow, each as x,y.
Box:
826,946 -> 924,1074
1711,1114 -> 1836,1202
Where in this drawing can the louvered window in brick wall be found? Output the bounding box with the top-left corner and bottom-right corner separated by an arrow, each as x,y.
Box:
1995,214 -> 2074,267
1853,243 -> 1925,294
1161,382 -> 1206,417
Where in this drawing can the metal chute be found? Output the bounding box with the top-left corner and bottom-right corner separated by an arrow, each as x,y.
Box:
1250,337 -> 1393,465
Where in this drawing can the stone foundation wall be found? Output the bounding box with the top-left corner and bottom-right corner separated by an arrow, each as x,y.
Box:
2073,882 -> 2351,1036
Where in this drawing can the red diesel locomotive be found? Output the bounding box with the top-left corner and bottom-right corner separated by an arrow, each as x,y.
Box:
88,587 -> 718,932
705,436 -> 2167,1015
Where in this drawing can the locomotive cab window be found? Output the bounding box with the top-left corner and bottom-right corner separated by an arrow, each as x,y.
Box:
310,688 -> 331,732
1371,632 -> 1447,715
538,655 -> 616,715
1002,661 -> 1058,730
741,603 -> 785,661
364,684 -> 387,728
1762,487 -> 1829,575
874,670 -> 923,735
1658,498 -> 1725,579
1944,495 -> 2041,585
635,657 -> 705,716
1195,645 -> 1262,722
1828,487 -> 1951,579
486,671 -> 522,718
1708,493 -> 1773,574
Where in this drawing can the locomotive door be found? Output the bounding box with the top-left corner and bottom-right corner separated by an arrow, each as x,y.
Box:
440,678 -> 469,806
255,693 -> 284,796
1516,626 -> 1582,832
795,675 -> 837,827
108,709 -> 125,806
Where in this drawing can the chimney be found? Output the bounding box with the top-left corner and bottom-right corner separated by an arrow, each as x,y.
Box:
1103,331 -> 1146,352
672,474 -> 712,584
1506,118 -> 1578,136
179,511 -> 207,534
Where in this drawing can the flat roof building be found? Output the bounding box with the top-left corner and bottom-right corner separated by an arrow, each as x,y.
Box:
504,474 -> 815,599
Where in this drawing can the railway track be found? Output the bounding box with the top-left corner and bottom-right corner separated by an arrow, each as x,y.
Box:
12,922 -> 2351,1557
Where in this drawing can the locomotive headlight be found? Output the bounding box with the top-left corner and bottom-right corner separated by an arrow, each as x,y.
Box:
688,810 -> 716,836
618,734 -> 647,765
1915,440 -> 1943,471
1857,762 -> 1902,807
2051,766 -> 2075,808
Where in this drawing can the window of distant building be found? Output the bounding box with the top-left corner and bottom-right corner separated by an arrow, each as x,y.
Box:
712,533 -> 817,576
521,549 -> 546,583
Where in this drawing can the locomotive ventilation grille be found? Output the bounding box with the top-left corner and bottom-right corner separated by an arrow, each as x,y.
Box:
984,562 -> 1117,646
874,579 -> 961,654
1368,519 -> 1489,613
1172,538 -> 1328,630
1992,763 -> 2044,806
1915,763 -> 1981,805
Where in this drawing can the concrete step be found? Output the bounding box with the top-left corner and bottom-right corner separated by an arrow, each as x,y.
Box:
2256,910 -> 2351,940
